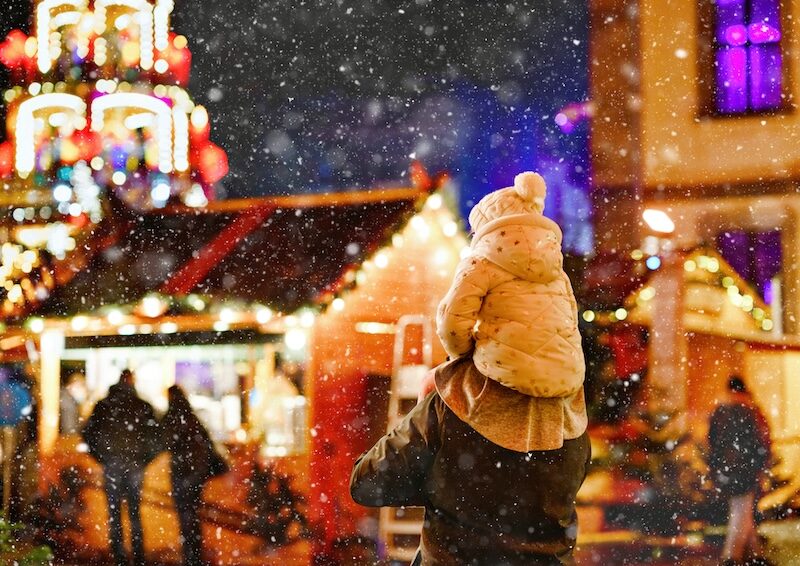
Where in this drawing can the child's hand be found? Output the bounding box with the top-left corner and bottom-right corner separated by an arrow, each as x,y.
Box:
418,368 -> 437,403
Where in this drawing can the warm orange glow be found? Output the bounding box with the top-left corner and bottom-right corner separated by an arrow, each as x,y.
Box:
39,329 -> 64,456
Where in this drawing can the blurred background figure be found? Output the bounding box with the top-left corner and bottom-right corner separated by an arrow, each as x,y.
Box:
0,365 -> 34,522
59,371 -> 87,435
708,375 -> 772,566
162,385 -> 228,566
82,369 -> 159,566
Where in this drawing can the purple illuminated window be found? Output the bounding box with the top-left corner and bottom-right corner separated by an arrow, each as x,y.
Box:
714,0 -> 783,113
716,229 -> 782,302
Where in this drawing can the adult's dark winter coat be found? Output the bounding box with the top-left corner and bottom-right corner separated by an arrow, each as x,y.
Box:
351,392 -> 590,565
83,379 -> 159,566
708,400 -> 771,496
82,382 -> 159,470
161,389 -> 225,489
161,385 -> 227,566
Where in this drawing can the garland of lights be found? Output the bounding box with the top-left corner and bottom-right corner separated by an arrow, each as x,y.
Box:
582,250 -> 774,332
315,191 -> 467,316
22,190 -> 468,343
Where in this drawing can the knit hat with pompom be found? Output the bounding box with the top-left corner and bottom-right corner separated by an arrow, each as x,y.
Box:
468,172 -> 547,233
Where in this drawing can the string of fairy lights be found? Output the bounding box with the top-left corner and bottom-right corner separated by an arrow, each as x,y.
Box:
19,191 -> 468,351
318,191 -> 467,317
581,250 -> 774,332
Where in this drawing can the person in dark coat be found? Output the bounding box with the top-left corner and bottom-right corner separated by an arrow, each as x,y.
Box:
708,375 -> 772,565
161,385 -> 226,566
82,369 -> 159,566
351,357 -> 591,565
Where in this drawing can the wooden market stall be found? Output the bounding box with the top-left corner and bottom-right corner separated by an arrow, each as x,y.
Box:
307,186 -> 466,555
0,167 -> 467,563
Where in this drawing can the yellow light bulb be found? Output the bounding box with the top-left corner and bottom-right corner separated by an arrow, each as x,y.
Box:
191,105 -> 209,130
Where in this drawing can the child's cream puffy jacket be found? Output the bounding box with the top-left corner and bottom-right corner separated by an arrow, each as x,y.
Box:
436,172 -> 585,398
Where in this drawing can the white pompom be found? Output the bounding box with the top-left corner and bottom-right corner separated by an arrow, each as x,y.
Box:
514,172 -> 546,202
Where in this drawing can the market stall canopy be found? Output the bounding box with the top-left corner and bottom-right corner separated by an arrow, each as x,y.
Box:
624,248 -> 773,339
33,172 -> 444,320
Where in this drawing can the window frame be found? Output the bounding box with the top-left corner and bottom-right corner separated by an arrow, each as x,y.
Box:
696,0 -> 793,118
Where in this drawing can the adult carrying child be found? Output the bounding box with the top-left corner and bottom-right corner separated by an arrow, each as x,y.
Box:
351,172 -> 590,565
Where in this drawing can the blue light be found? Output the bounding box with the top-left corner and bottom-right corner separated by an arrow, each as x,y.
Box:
646,256 -> 662,270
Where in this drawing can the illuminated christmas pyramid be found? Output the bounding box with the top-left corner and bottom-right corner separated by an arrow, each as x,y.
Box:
0,0 -> 228,315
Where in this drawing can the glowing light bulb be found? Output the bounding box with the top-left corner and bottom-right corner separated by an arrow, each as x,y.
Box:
256,307 -> 273,324
28,318 -> 45,334
299,310 -> 316,328
374,252 -> 389,268
107,309 -> 124,325
646,256 -> 661,270
159,322 -> 178,334
285,328 -> 307,351
151,182 -> 171,202
410,215 -> 430,240
53,184 -> 72,202
71,315 -> 89,331
191,105 -> 209,130
426,194 -> 442,210
141,296 -> 166,318
642,208 -> 675,234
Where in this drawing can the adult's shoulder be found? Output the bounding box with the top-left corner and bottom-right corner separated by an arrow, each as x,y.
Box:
89,394 -> 111,414
136,396 -> 157,416
708,403 -> 733,428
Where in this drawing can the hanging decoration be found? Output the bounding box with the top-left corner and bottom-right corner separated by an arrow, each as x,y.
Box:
0,0 -> 228,211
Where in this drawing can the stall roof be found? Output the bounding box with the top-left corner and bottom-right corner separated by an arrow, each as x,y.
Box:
624,248 -> 773,340
36,178 -> 441,319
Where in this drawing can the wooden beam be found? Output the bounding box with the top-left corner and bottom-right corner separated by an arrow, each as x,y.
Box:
159,204 -> 276,295
160,185 -> 427,216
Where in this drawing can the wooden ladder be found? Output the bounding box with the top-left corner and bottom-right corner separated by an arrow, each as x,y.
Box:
379,314 -> 433,563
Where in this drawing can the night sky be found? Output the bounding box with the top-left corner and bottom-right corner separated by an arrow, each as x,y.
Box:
0,0 -> 589,205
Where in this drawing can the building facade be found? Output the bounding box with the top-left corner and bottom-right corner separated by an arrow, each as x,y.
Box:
589,0 -> 800,508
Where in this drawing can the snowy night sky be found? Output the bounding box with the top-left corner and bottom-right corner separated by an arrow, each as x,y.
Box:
1,0 -> 590,233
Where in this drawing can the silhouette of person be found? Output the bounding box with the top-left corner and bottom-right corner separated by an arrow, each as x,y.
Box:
161,385 -> 226,566
708,375 -> 772,565
82,369 -> 159,566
